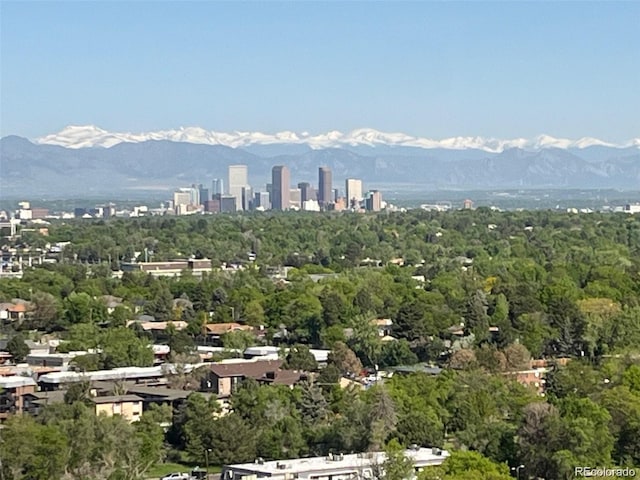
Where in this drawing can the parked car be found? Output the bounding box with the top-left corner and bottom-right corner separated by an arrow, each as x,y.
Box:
160,469 -> 208,480
160,473 -> 191,480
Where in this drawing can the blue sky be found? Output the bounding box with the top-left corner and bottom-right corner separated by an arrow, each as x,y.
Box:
1,1 -> 639,141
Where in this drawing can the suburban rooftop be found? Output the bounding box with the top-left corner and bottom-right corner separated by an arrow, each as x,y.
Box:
223,447 -> 450,476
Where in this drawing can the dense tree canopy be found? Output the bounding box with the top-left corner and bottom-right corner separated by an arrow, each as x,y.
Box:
2,209 -> 640,477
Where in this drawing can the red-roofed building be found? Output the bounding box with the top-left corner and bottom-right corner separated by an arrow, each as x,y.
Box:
0,302 -> 29,321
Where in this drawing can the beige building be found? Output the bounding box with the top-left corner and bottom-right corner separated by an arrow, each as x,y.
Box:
228,165 -> 249,211
345,178 -> 363,206
92,395 -> 143,422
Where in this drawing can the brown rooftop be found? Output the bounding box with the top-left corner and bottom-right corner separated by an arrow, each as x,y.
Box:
205,322 -> 254,335
209,359 -> 283,379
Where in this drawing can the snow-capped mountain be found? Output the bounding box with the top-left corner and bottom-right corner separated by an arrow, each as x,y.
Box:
34,125 -> 639,152
2,126 -> 639,198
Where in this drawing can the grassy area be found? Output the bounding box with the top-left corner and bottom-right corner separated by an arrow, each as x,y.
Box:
147,462 -> 222,478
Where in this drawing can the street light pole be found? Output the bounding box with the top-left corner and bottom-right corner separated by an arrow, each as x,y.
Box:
510,464 -> 525,480
205,448 -> 212,479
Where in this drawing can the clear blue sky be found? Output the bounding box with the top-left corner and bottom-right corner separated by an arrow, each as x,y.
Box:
1,1 -> 639,142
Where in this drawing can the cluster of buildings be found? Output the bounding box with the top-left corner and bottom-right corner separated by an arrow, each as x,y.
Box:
169,165 -> 385,215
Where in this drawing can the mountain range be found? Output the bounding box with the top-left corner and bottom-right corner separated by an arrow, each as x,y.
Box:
1,126 -> 639,198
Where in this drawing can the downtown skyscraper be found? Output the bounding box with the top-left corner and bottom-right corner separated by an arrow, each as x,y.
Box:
228,165 -> 249,211
318,166 -> 332,208
271,165 -> 290,211
345,178 -> 363,206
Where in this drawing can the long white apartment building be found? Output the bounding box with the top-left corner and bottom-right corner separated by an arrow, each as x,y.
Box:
222,447 -> 449,480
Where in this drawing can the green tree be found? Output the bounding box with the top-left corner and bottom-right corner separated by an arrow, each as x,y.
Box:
421,451 -> 512,480
0,415 -> 68,480
367,386 -> 398,451
503,343 -> 531,371
320,289 -> 347,327
221,329 -> 256,351
380,439 -> 414,480
174,393 -> 218,456
64,291 -> 107,325
328,341 -> 363,376
167,323 -> 195,355
29,291 -> 62,330
285,344 -> 318,371
99,327 -> 154,368
378,340 -> 419,368
7,333 -> 29,362
64,380 -> 93,405
209,413 -> 258,465
145,281 -> 174,321
298,380 -> 329,427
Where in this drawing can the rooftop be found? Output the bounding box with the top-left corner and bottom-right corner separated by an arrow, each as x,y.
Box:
0,375 -> 37,388
126,385 -> 192,401
224,448 -> 450,476
25,390 -> 66,405
205,322 -> 254,335
38,363 -> 209,385
244,346 -> 330,363
92,394 -> 143,404
210,359 -> 283,379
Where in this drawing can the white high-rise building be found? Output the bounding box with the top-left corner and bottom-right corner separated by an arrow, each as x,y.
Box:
345,178 -> 363,206
228,165 -> 249,211
173,190 -> 191,207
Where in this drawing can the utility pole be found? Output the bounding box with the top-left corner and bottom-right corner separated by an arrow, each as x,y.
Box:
205,448 -> 212,479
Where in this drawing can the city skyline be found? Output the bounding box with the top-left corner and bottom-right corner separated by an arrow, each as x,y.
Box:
166,162 -> 381,214
1,2 -> 638,142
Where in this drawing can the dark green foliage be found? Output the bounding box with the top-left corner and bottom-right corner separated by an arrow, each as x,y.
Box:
2,209 -> 640,474
6,333 -> 29,362
378,340 -> 419,368
285,344 -> 318,371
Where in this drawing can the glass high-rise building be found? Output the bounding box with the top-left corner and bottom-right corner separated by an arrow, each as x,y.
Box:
212,178 -> 224,197
271,165 -> 290,211
318,167 -> 332,208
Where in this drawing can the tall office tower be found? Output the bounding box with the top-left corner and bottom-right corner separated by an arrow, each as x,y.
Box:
345,178 -> 363,206
198,184 -> 210,204
271,165 -> 290,211
365,190 -> 382,212
212,178 -> 224,196
318,167 -> 332,208
228,165 -> 249,211
241,186 -> 253,211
